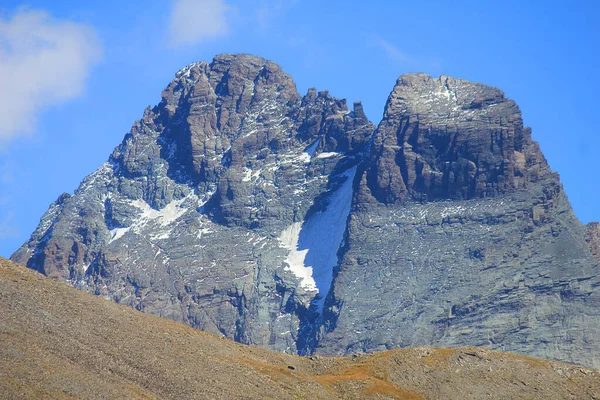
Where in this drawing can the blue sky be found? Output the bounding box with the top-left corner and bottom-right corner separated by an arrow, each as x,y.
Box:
0,0 -> 598,257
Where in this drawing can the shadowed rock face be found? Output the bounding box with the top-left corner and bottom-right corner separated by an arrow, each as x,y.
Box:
365,74 -> 549,203
11,54 -> 600,368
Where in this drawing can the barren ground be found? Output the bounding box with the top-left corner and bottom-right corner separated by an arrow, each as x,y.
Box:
1,258 -> 599,399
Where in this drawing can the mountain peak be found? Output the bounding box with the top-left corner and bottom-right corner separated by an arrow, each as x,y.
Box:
389,73 -> 513,119
365,71 -> 547,203
11,54 -> 600,369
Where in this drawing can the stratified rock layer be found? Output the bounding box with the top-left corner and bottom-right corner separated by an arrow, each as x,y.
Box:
12,55 -> 600,368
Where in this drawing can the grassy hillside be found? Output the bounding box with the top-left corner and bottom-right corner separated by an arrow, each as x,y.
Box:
1,258 -> 599,399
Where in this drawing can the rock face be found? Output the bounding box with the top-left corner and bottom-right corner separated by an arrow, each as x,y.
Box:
366,74 -> 544,203
12,54 -> 373,354
12,54 -> 600,368
587,222 -> 600,263
320,75 -> 600,370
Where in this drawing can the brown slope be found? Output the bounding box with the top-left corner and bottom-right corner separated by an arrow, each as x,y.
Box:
1,257 -> 599,400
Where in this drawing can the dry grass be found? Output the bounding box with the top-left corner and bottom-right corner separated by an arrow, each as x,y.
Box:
315,363 -> 425,400
1,257 -> 600,399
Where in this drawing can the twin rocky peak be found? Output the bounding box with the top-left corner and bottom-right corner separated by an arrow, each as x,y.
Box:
12,54 -> 600,368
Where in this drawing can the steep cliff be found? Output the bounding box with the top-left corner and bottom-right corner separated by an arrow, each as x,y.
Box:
320,74 -> 600,369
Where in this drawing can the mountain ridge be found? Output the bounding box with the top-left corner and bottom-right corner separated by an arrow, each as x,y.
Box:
11,53 -> 600,368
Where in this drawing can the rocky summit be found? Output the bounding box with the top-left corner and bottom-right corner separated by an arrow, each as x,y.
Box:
12,54 -> 600,368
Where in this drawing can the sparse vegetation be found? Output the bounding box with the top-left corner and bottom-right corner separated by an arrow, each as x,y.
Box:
1,257 -> 599,399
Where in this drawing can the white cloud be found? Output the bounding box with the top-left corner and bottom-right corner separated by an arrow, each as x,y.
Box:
368,33 -> 413,64
167,0 -> 231,47
0,9 -> 102,145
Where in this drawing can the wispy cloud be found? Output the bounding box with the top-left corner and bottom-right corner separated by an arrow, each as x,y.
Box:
0,8 -> 102,145
255,0 -> 297,30
368,33 -> 413,64
0,161 -> 17,241
0,212 -> 19,240
167,0 -> 232,47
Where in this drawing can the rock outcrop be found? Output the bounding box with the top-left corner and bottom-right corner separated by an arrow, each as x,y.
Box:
12,54 -> 600,368
365,74 -> 548,203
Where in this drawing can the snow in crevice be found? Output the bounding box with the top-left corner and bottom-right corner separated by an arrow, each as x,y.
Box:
279,165 -> 358,312
304,138 -> 320,157
176,61 -> 204,78
279,222 -> 317,291
76,162 -> 113,195
35,200 -> 64,239
221,147 -> 232,167
315,152 -> 340,159
434,83 -> 457,102
421,82 -> 460,113
108,227 -> 131,243
237,97 -> 290,140
108,190 -> 214,244
297,138 -> 321,164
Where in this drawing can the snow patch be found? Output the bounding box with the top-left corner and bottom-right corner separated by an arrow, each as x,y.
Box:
298,152 -> 311,163
241,167 -> 262,182
242,167 -> 253,182
279,165 -> 358,311
108,227 -> 131,244
279,222 -> 317,291
315,152 -> 339,159
108,190 -> 215,244
440,204 -> 467,218
130,196 -> 189,227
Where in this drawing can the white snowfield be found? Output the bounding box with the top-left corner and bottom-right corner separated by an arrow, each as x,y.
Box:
279,165 -> 357,311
